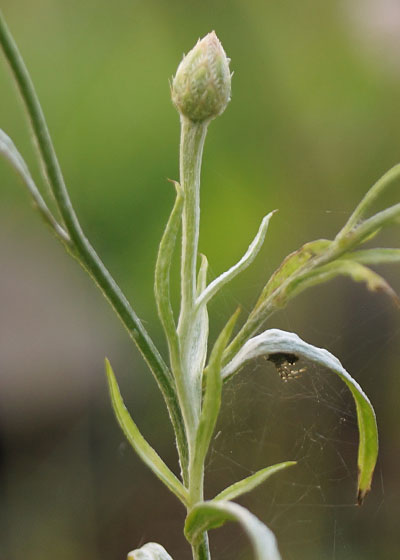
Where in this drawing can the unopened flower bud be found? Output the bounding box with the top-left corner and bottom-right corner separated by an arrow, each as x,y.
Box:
171,31 -> 231,123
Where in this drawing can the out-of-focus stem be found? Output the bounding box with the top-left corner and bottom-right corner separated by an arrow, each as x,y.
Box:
0,10 -> 189,477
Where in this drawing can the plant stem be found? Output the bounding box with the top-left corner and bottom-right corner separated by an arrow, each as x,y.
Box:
0,10 -> 189,478
192,535 -> 211,560
177,117 -> 208,438
176,116 -> 210,559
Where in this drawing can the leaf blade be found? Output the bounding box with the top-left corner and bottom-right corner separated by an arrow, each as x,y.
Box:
192,309 -> 240,481
214,461 -> 296,502
222,329 -> 378,503
154,180 -> 183,351
196,211 -> 276,308
105,359 -> 188,505
0,129 -> 69,241
185,501 -> 281,560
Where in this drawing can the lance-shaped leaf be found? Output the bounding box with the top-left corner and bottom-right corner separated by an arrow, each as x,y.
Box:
127,542 -> 173,560
192,309 -> 240,485
255,239 -> 331,308
105,359 -> 189,505
221,329 -> 378,504
0,129 -> 69,242
214,461 -> 296,502
181,254 -> 210,421
154,181 -> 183,355
196,211 -> 277,309
287,259 -> 400,308
185,500 -> 281,560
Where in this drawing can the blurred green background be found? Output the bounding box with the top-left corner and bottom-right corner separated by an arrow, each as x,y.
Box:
1,1 -> 399,559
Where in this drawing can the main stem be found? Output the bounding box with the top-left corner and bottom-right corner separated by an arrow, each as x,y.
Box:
177,117 -> 208,438
176,116 -> 210,560
0,11 -> 189,477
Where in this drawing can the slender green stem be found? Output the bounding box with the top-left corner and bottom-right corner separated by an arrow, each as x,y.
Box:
175,117 -> 211,560
178,117 -> 208,333
0,10 -> 189,477
191,535 -> 210,560
177,117 -> 208,438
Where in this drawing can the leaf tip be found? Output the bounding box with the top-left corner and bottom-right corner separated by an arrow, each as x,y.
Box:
357,487 -> 369,506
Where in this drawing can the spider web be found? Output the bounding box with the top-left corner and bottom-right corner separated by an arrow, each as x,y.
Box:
203,296 -> 398,560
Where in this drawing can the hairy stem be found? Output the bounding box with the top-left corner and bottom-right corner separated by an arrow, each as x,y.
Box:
177,117 -> 208,438
0,10 -> 189,478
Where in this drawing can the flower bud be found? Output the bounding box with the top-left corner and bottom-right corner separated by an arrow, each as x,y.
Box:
171,31 -> 231,123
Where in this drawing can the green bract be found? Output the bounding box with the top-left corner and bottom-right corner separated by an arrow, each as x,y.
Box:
1,13 -> 399,560
171,31 -> 231,122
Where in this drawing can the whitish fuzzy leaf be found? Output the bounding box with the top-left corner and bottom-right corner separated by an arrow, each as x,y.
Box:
154,181 -> 183,350
0,129 -> 68,241
127,542 -> 173,560
222,329 -> 378,504
214,461 -> 296,502
105,359 -> 188,505
196,211 -> 276,308
185,501 -> 281,560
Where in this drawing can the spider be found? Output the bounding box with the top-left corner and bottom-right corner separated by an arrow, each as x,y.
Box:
267,352 -> 306,382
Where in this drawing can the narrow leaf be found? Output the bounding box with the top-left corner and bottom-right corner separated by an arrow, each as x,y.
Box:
222,329 -> 378,504
197,253 -> 209,296
154,181 -> 183,366
338,163 -> 400,237
347,248 -> 400,265
194,308 -> 240,470
105,359 -> 188,505
293,259 -> 400,307
185,500 -> 281,560
0,129 -> 69,241
347,202 -> 400,250
179,256 -> 210,422
256,239 -> 331,307
196,211 -> 276,309
214,461 -> 296,502
127,542 -> 173,560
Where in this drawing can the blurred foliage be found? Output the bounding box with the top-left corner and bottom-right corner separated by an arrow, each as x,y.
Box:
0,1 -> 399,559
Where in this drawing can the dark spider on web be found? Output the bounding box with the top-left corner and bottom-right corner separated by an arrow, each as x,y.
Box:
267,352 -> 307,382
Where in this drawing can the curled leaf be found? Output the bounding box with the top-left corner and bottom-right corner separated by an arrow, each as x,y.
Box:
222,329 -> 378,504
185,500 -> 281,560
